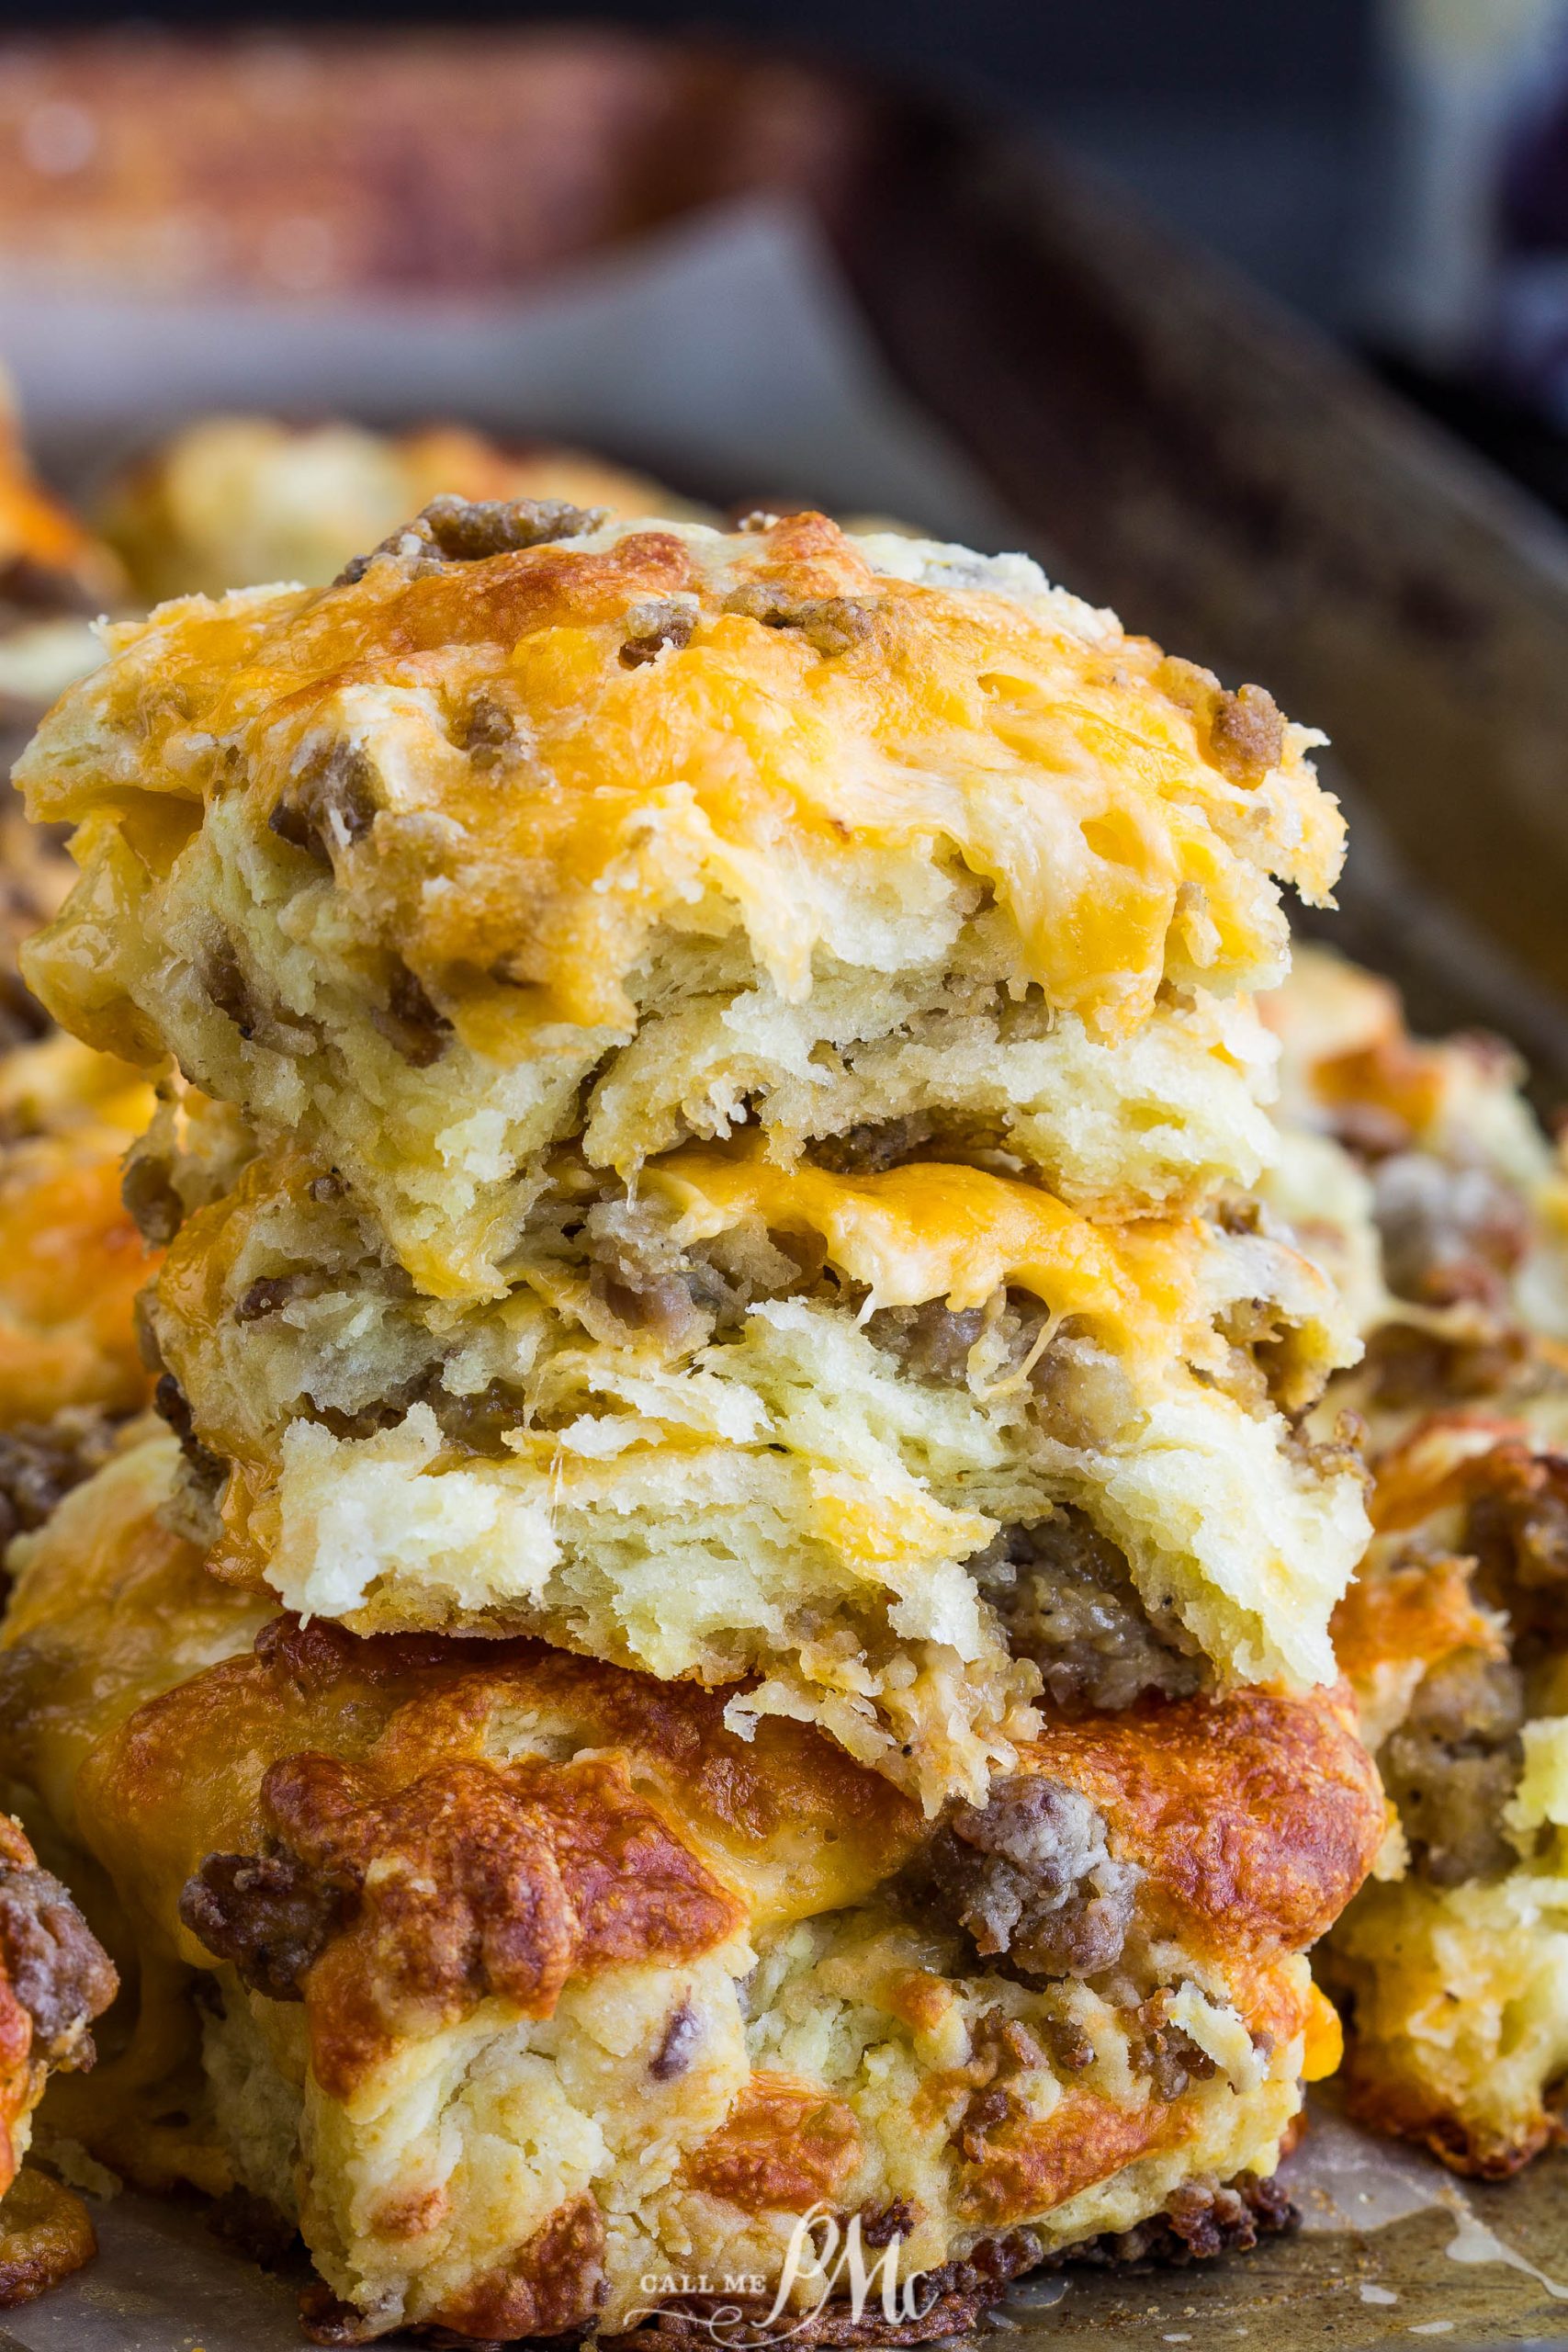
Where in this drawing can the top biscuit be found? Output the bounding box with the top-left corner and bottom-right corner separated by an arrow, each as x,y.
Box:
19,503 -> 1342,1298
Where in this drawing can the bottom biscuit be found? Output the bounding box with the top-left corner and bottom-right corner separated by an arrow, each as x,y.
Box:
0,1430 -> 1382,2337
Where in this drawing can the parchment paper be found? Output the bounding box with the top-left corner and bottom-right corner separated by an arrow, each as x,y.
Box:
8,2098 -> 1568,2352
2,193 -> 1564,2352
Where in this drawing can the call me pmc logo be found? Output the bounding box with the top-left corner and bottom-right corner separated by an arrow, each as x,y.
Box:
636,2207 -> 936,2346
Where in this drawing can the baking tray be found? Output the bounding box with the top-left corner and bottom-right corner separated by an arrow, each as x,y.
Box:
2,26 -> 1568,2351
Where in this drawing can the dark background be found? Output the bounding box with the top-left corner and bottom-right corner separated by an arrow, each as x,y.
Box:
2,0 -> 1379,329
1,0 -> 1373,95
21,0 -> 1568,522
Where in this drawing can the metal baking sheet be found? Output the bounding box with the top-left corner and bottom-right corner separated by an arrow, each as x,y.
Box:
2,29 -> 1568,2349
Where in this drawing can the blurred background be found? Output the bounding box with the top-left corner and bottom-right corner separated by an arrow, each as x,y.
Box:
9,0 -> 1568,511
0,0 -> 1378,341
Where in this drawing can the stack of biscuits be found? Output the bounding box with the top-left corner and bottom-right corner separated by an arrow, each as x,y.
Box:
0,500 -> 1386,2340
1264,950 -> 1568,2180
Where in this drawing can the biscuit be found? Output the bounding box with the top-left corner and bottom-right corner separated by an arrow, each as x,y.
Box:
0,363 -> 121,738
0,1431 -> 1382,2340
1323,1406 -> 1568,2175
19,506 -> 1342,1296
0,1035 -> 157,1433
137,1130 -> 1366,1810
0,759 -> 162,1442
1267,950 -> 1568,2172
1262,944 -> 1568,1385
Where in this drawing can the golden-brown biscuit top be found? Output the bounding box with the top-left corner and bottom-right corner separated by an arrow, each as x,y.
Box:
79,1616 -> 1378,2100
84,1614 -> 923,1972
1027,1681 -> 1383,1962
19,505 -> 1342,1046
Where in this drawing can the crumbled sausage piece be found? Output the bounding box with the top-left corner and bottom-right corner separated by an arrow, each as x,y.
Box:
1043,2014 -> 1097,2072
297,2280 -> 378,2343
1332,1102 -> 1415,1162
121,1146 -> 185,1247
335,494 -> 606,583
812,1114 -> 940,1176
1467,1443 -> 1568,1647
425,1377 -> 527,1454
457,695 -> 515,768
1130,1990 -> 1219,2099
959,2083 -> 1012,2152
1380,1649 -> 1525,1885
0,971 -> 51,1062
864,1300 -> 987,1386
0,1861 -> 118,2054
1372,1151 -> 1531,1311
971,1511 -> 1204,1713
269,743 -> 379,863
924,1774 -> 1140,1978
180,1849 -> 350,2002
649,2227 -> 1046,2346
649,2001 -> 702,2080
723,581 -> 875,658
202,936 -> 260,1038
583,1197 -> 712,1353
953,2012 -> 1055,2163
369,962 -> 452,1069
418,494 -> 605,561
1215,1193 -> 1264,1238
153,1369 -> 197,1448
1157,658 -> 1287,786
1066,2172 -> 1297,2267
1209,684 -> 1286,784
234,1273 -> 310,1325
620,597 -> 696,667
152,1372 -> 228,1508
1172,2172 -> 1296,2256
858,2199 -> 918,2249
0,1410 -> 122,1548
0,553 -> 97,618
1287,1408 -> 1371,1497
1023,1319 -> 1143,1450
1360,1322 -> 1530,1412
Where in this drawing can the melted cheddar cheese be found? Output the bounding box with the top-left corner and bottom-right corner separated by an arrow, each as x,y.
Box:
20,510 -> 1341,1050
646,1145 -> 1211,1372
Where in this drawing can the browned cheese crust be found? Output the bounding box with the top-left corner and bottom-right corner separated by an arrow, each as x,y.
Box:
86,1615 -> 925,1997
